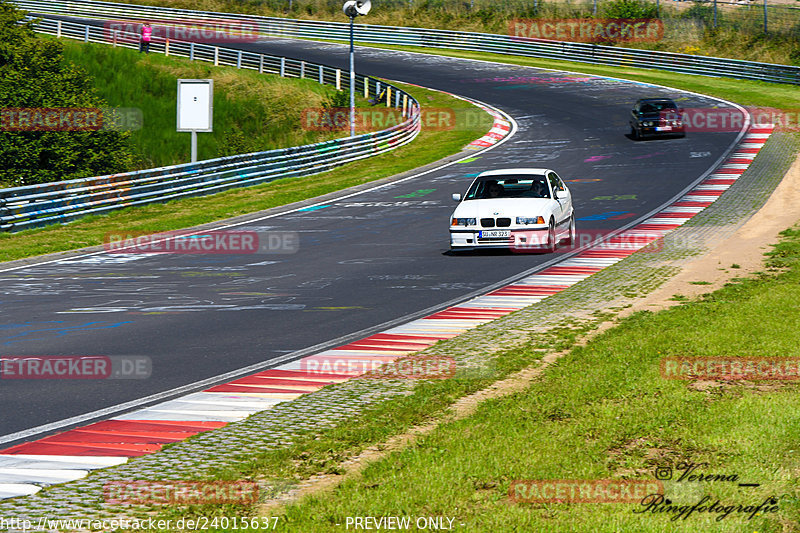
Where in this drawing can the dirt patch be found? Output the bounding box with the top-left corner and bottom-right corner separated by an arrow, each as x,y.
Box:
626,151 -> 800,314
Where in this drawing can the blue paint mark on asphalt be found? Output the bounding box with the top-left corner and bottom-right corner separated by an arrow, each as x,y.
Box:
577,211 -> 629,221
1,321 -> 134,346
298,205 -> 331,212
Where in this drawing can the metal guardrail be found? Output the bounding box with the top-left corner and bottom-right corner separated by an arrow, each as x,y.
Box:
0,16 -> 420,232
12,0 -> 800,85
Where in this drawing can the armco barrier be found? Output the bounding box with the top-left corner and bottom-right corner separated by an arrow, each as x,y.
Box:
12,0 -> 800,85
0,16 -> 419,232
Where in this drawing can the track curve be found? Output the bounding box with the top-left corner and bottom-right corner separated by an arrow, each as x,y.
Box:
0,20 -> 744,446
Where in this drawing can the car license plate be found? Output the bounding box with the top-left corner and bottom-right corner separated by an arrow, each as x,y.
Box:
479,230 -> 511,238
655,126 -> 672,131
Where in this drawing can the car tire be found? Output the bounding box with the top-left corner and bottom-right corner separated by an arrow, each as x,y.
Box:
545,219 -> 557,253
563,214 -> 576,246
631,125 -> 640,141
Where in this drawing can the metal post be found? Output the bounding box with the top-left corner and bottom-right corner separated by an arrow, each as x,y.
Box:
319,65 -> 324,84
593,0 -> 597,16
259,55 -> 264,73
191,131 -> 198,163
763,0 -> 768,32
190,42 -> 195,61
349,16 -> 356,137
113,30 -> 117,47
364,76 -> 369,98
300,61 -> 305,78
336,69 -> 341,90
237,50 -> 242,68
715,0 -> 720,28
165,38 -> 170,56
214,47 -> 219,66
280,57 -> 285,77
57,20 -> 62,38
84,26 -> 89,42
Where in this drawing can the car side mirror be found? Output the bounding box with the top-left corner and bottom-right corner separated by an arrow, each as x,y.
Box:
554,189 -> 562,199
452,193 -> 462,202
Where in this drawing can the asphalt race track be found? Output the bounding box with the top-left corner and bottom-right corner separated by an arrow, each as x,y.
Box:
0,17 -> 743,446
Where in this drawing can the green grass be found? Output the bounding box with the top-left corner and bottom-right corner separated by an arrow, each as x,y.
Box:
0,79 -> 491,262
56,38 -> 363,170
257,229 -> 800,532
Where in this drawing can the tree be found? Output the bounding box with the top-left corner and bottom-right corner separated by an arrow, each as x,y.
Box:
0,1 -> 134,187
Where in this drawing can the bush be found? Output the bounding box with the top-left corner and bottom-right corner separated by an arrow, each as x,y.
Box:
680,3 -> 716,27
601,0 -> 658,19
0,1 -> 134,186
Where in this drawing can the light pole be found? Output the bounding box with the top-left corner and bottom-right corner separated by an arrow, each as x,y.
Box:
343,0 -> 371,137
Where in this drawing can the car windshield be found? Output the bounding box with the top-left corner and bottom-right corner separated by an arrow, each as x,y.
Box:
639,101 -> 677,114
464,175 -> 550,200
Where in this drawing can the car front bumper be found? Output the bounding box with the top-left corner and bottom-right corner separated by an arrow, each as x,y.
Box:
449,227 -> 551,250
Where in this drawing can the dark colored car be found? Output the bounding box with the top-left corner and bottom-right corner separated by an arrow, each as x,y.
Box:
629,98 -> 685,140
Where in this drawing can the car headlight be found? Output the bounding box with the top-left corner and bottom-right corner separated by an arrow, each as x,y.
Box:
451,218 -> 476,227
643,121 -> 654,127
516,216 -> 545,225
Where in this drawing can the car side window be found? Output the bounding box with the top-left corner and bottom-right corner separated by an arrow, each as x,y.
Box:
547,172 -> 561,194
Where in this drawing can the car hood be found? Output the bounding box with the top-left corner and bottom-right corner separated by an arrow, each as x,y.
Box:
451,198 -> 554,218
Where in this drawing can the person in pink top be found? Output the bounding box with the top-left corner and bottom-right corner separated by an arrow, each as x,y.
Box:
140,22 -> 152,53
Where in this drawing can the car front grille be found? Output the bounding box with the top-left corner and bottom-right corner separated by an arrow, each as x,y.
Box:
480,217 -> 511,228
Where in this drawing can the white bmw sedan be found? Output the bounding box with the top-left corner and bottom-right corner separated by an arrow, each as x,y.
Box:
449,168 -> 575,252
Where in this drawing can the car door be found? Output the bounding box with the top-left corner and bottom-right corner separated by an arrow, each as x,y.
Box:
547,171 -> 571,229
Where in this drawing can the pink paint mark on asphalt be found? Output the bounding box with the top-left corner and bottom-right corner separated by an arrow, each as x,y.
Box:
584,155 -> 612,162
633,152 -> 666,160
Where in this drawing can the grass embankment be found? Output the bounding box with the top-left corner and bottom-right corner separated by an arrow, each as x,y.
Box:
111,0 -> 800,65
265,229 -> 800,532
0,79 -> 491,262
57,39 -> 361,170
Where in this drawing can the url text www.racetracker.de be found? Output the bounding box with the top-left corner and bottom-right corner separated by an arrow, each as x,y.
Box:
0,516 -> 281,531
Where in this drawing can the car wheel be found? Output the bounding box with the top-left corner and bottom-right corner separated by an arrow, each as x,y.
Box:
545,219 -> 557,253
630,125 -> 640,140
564,214 -> 576,246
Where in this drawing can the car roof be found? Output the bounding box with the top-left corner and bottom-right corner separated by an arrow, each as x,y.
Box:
477,168 -> 552,177
636,98 -> 676,104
